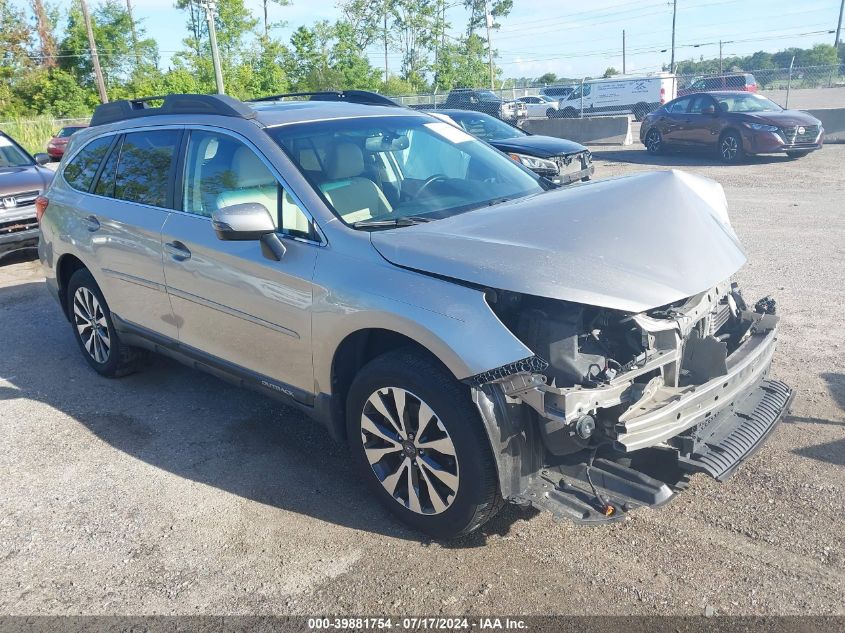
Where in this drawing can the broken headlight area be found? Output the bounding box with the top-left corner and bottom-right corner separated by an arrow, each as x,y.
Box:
475,282 -> 792,523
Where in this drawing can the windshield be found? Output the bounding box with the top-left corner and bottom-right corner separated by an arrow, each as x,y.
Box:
477,90 -> 501,103
447,112 -> 526,141
57,126 -> 85,138
268,115 -> 543,228
0,135 -> 34,168
717,93 -> 782,113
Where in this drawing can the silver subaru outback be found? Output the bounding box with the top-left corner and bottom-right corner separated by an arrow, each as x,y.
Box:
39,93 -> 792,538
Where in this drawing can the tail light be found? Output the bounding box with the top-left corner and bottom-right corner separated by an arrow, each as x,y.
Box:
35,195 -> 49,223
659,87 -> 666,104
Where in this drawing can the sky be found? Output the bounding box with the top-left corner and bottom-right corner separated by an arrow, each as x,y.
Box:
75,0 -> 845,80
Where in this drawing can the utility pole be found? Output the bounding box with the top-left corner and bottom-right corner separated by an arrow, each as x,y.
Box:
200,0 -> 225,94
836,0 -> 844,46
622,29 -> 626,74
670,0 -> 677,73
484,0 -> 495,89
719,39 -> 723,73
384,4 -> 389,83
125,0 -> 139,59
80,0 -> 108,103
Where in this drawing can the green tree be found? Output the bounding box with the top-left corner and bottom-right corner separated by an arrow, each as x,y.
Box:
603,67 -> 619,78
391,0 -> 436,89
13,67 -> 94,116
59,0 -> 159,92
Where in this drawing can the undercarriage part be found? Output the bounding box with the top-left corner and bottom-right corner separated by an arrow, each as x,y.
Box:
514,455 -> 678,524
675,379 -> 793,481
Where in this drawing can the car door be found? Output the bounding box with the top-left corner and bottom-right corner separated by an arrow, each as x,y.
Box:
160,127 -> 319,400
655,96 -> 693,145
74,128 -> 182,339
683,94 -> 722,147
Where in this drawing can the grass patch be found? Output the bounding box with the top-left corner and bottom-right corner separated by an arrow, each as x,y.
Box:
0,116 -> 90,155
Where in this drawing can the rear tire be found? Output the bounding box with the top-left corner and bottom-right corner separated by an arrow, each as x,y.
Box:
545,108 -> 556,118
719,130 -> 744,163
561,107 -> 577,119
67,269 -> 140,378
346,350 -> 501,539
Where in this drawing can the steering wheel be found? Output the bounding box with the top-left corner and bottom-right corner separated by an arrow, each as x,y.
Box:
415,174 -> 451,198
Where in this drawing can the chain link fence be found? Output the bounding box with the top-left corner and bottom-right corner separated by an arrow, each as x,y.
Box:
393,64 -> 845,120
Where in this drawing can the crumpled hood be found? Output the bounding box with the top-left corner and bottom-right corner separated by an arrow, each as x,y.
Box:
371,170 -> 747,313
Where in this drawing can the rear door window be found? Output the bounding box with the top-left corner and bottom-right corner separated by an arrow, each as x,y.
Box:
114,129 -> 181,208
63,136 -> 113,192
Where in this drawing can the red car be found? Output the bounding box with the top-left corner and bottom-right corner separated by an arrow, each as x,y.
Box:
640,91 -> 824,163
679,73 -> 757,96
46,125 -> 87,160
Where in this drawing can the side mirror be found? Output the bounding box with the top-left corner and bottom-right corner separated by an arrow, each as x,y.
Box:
212,202 -> 287,261
34,153 -> 50,165
211,202 -> 276,241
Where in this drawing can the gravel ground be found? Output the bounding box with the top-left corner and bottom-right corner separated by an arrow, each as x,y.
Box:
1,144 -> 843,617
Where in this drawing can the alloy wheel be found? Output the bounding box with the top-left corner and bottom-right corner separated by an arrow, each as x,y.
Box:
360,387 -> 459,515
721,135 -> 739,161
646,129 -> 661,153
73,287 -> 111,364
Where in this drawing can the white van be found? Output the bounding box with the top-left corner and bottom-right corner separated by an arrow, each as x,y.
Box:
557,73 -> 677,121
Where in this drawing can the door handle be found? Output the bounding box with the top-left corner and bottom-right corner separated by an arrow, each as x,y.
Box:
164,241 -> 191,262
84,215 -> 100,232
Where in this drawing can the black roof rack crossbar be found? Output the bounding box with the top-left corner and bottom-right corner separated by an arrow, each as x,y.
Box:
90,93 -> 257,127
249,90 -> 401,107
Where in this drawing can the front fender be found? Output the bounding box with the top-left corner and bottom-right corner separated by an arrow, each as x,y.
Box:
311,249 -> 534,395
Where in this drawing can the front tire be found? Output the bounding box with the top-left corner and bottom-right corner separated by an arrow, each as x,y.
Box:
346,350 -> 501,539
645,128 -> 664,155
561,107 -> 577,119
786,150 -> 810,159
719,130 -> 744,163
546,108 -> 556,118
67,268 -> 140,377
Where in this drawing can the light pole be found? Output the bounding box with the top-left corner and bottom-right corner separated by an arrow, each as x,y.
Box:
670,0 -> 677,73
200,0 -> 225,94
484,0 -> 495,90
836,0 -> 844,46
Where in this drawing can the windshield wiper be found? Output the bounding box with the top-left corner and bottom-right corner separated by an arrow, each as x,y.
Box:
352,216 -> 433,230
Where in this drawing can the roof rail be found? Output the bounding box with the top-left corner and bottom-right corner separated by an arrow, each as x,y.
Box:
90,94 -> 257,127
248,90 -> 401,107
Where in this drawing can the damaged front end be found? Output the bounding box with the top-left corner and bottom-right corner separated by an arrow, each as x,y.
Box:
471,282 -> 793,524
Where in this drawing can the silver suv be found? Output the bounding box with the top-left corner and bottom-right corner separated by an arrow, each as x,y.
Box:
39,93 -> 792,538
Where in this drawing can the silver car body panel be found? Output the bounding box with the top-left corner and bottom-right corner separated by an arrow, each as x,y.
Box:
371,169 -> 745,314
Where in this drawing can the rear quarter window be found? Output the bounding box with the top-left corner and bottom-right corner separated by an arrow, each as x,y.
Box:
62,135 -> 113,193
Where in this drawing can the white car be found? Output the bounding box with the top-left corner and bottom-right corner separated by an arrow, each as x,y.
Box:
517,95 -> 560,118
